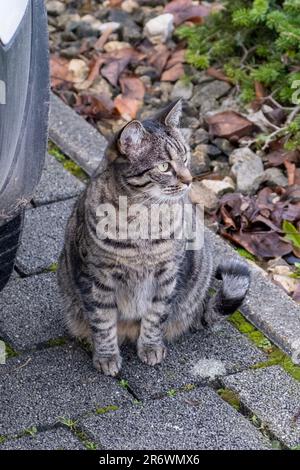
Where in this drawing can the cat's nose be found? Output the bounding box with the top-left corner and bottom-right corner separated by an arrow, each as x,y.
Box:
178,168 -> 193,186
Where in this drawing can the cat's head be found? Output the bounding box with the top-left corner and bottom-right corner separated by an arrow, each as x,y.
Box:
113,100 -> 192,201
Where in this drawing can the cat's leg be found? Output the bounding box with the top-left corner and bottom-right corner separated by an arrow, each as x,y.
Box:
82,284 -> 121,376
90,307 -> 121,376
137,278 -> 174,366
137,305 -> 167,366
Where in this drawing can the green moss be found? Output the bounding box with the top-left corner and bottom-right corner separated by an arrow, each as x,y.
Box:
229,312 -> 300,381
167,389 -> 177,397
95,405 -> 119,415
236,248 -> 257,262
48,141 -> 88,182
0,339 -> 18,359
0,436 -> 7,445
46,337 -> 68,348
181,383 -> 196,392
118,379 -> 129,390
46,262 -> 58,273
58,417 -> 77,430
73,428 -> 98,450
218,388 -> 241,410
23,426 -> 37,437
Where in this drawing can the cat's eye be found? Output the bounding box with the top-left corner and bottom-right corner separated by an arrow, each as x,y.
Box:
157,162 -> 171,172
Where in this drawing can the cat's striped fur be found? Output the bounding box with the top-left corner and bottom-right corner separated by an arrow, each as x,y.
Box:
58,100 -> 250,376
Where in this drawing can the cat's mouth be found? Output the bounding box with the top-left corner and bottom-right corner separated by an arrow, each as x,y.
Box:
162,184 -> 190,198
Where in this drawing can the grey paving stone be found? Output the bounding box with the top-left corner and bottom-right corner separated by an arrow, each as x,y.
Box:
206,228 -> 300,361
0,428 -> 84,450
0,345 -> 131,435
221,366 -> 300,448
16,199 -> 75,275
0,273 -> 65,351
119,322 -> 266,399
33,154 -> 85,206
80,387 -> 271,450
50,93 -> 107,176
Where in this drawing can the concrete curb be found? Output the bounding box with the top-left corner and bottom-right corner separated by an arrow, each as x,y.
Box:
49,93 -> 108,176
49,95 -> 300,362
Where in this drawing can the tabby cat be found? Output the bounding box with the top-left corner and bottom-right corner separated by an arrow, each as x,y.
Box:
58,100 -> 250,376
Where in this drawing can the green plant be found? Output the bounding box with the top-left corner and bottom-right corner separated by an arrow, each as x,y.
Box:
118,379 -> 129,390
48,141 -> 88,181
95,405 -> 119,415
167,389 -> 177,397
282,220 -> 300,251
178,0 -> 300,148
236,247 -> 257,262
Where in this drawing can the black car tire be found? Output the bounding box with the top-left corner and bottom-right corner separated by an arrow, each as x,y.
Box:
0,213 -> 23,291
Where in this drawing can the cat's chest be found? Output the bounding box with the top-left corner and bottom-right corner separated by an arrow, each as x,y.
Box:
115,271 -> 155,320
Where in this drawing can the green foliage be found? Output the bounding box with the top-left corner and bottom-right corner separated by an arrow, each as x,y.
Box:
217,388 -> 241,410
236,247 -> 257,261
167,389 -> 177,397
48,141 -> 88,181
178,0 -> 300,147
282,220 -> 300,249
95,405 -> 119,415
229,311 -> 300,381
289,262 -> 300,279
118,379 -> 129,389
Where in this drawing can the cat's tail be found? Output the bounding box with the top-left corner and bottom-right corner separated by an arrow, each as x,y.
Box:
202,259 -> 250,327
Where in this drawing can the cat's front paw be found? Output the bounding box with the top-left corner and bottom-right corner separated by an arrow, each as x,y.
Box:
93,353 -> 122,377
137,343 -> 167,366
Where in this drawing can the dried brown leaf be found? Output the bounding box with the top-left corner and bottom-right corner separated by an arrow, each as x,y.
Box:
50,55 -> 72,87
206,111 -> 255,139
164,0 -> 212,25
161,63 -> 185,82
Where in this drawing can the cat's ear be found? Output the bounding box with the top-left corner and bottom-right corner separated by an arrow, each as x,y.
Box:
118,120 -> 146,155
156,99 -> 182,128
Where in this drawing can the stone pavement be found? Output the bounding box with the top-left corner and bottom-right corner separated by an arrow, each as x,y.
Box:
0,150 -> 299,450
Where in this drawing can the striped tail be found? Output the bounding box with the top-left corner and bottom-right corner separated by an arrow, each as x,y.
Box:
202,259 -> 251,327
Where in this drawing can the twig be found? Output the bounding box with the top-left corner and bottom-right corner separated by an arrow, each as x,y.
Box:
287,105 -> 300,124
240,45 -> 257,65
13,357 -> 32,371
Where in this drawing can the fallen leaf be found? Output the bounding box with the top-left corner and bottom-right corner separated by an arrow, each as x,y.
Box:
206,67 -> 232,83
266,149 -> 300,167
50,55 -> 72,87
284,160 -> 296,186
148,45 -> 171,76
206,111 -> 255,139
114,75 -> 145,120
119,76 -> 145,101
161,63 -> 185,81
94,25 -> 115,51
101,48 -> 134,86
165,0 -> 212,25
76,93 -> 116,119
165,49 -> 186,69
254,81 -> 265,100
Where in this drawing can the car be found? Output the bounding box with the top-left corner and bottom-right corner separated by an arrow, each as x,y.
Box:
0,0 -> 49,291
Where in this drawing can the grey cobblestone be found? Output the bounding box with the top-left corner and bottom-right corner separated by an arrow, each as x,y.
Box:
33,154 -> 85,206
119,322 -> 266,399
0,428 -> 85,450
80,387 -> 271,450
0,273 -> 64,351
221,366 -> 300,448
16,199 -> 75,275
0,345 -> 131,435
